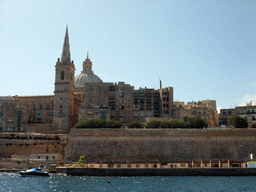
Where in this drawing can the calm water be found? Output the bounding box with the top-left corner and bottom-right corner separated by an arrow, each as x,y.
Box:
0,173 -> 256,192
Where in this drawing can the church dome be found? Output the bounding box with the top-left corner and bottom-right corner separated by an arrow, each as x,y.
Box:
74,72 -> 102,88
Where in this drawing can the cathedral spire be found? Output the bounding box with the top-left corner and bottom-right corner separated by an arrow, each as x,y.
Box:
61,26 -> 71,64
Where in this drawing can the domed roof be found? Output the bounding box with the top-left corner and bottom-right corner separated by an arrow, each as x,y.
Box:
74,72 -> 102,88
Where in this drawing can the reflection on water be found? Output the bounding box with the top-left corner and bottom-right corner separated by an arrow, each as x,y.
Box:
0,173 -> 255,192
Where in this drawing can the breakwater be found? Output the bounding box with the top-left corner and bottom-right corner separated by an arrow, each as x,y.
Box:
66,128 -> 256,162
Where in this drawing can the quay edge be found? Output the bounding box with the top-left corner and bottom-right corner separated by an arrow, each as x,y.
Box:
57,167 -> 256,176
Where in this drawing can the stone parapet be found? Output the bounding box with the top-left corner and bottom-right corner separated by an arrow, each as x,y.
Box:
66,128 -> 256,163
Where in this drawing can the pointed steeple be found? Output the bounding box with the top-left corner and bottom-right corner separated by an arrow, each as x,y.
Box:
61,26 -> 71,64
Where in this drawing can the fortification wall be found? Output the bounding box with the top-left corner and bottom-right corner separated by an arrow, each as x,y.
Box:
66,128 -> 256,162
0,132 -> 68,159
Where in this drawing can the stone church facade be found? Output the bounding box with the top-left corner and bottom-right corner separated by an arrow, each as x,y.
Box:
0,27 -> 218,133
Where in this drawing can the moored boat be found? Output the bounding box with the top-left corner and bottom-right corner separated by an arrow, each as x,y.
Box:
19,165 -> 49,177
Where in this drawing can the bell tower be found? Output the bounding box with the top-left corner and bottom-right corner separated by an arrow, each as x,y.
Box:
52,26 -> 75,133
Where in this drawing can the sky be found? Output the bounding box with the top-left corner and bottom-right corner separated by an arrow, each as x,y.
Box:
1,0 -> 256,112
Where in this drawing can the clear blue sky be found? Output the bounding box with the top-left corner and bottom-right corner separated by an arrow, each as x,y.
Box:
1,0 -> 256,112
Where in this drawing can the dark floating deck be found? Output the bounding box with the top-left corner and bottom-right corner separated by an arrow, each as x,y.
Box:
57,167 -> 256,176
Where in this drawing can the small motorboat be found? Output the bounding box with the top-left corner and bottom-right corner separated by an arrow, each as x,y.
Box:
19,165 -> 49,177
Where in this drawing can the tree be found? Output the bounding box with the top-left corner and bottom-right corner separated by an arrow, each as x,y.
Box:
73,154 -> 88,167
105,120 -> 122,128
127,121 -> 142,128
250,123 -> 256,128
228,116 -> 248,128
74,119 -> 122,128
187,115 -> 206,128
145,120 -> 162,128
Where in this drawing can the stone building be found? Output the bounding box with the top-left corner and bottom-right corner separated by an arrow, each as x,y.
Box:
0,27 -> 217,133
172,100 -> 219,127
220,102 -> 256,126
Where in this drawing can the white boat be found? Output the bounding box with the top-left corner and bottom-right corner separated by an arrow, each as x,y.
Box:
19,165 -> 49,177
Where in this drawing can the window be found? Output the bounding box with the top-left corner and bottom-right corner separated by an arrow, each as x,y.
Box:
60,105 -> 63,114
52,156 -> 55,160
40,105 -> 42,109
133,93 -> 139,97
61,71 -> 64,80
89,86 -> 92,90
109,86 -> 115,91
38,156 -> 40,159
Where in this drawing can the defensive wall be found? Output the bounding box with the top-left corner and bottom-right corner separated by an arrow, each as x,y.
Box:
66,128 -> 256,162
0,132 -> 68,160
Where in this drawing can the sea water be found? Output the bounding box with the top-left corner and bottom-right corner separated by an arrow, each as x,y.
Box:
0,173 -> 255,192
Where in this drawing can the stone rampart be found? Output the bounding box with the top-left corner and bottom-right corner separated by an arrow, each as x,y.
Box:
66,128 -> 256,162
0,132 -> 68,159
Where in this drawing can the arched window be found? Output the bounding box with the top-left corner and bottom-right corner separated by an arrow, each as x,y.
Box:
61,71 -> 64,80
60,105 -> 63,114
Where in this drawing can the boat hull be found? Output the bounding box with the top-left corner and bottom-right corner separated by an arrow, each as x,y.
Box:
19,172 -> 50,177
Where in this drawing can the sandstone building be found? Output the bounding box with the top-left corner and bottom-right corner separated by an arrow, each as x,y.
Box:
220,102 -> 256,126
0,27 -> 218,133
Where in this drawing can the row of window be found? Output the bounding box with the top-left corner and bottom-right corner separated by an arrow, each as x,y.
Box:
133,93 -> 160,97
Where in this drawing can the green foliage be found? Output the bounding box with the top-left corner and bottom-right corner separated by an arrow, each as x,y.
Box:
228,116 -> 248,128
0,126 -> 2,131
250,123 -> 256,128
187,115 -> 206,128
145,116 -> 205,129
145,120 -> 162,128
74,119 -> 122,128
105,120 -> 122,128
127,121 -> 142,128
28,118 -> 45,124
72,154 -> 88,167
